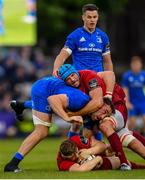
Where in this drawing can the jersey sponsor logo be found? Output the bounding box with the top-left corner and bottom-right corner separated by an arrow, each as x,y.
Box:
89,79 -> 99,89
89,43 -> 95,47
79,37 -> 86,42
78,47 -> 102,52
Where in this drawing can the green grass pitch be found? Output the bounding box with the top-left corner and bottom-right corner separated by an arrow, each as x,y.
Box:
0,0 -> 36,46
0,137 -> 145,179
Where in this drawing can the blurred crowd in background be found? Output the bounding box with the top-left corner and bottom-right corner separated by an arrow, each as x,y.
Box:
0,46 -> 66,138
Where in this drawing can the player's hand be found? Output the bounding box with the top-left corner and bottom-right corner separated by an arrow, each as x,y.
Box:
52,69 -> 58,77
105,145 -> 115,157
69,116 -> 83,125
78,149 -> 93,165
78,149 -> 90,159
104,91 -> 112,100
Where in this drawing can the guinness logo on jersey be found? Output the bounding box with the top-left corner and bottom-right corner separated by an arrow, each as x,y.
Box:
89,43 -> 95,47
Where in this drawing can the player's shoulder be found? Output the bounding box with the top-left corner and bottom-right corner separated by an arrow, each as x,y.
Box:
70,135 -> 90,149
79,69 -> 97,74
140,70 -> 145,75
96,27 -> 108,37
68,27 -> 84,37
79,70 -> 97,77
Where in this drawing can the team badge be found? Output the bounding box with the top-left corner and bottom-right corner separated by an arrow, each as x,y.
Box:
80,136 -> 88,145
89,79 -> 99,89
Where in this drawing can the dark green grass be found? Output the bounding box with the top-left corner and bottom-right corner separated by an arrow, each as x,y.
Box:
0,0 -> 36,46
0,137 -> 145,179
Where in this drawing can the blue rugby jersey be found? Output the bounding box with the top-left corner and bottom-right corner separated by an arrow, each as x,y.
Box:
121,70 -> 145,104
31,76 -> 90,112
64,27 -> 110,72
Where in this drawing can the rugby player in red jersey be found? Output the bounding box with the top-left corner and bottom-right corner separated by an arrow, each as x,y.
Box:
58,64 -> 131,169
58,64 -> 145,165
57,135 -> 145,171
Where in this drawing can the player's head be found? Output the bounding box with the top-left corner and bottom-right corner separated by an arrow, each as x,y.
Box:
58,64 -> 80,87
130,56 -> 143,73
91,98 -> 115,120
60,139 -> 79,160
82,4 -> 99,32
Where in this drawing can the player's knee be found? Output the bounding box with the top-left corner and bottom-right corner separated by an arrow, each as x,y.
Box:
35,126 -> 49,139
120,134 -> 136,147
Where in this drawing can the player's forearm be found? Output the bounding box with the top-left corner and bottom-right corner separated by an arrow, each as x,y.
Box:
123,87 -> 130,102
69,156 -> 102,172
72,99 -> 103,116
103,54 -> 113,71
101,71 -> 115,96
104,61 -> 113,71
53,48 -> 70,72
48,95 -> 69,121
86,143 -> 107,155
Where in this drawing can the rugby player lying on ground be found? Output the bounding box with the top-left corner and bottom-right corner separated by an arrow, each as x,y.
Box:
57,135 -> 145,171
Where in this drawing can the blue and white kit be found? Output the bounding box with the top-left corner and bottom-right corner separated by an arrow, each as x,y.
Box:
64,27 -> 110,72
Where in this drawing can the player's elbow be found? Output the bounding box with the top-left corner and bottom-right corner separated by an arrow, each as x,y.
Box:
48,96 -> 55,104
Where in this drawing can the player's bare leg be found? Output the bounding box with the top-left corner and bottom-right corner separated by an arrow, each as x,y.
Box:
127,138 -> 145,159
99,120 -> 131,170
4,111 -> 51,172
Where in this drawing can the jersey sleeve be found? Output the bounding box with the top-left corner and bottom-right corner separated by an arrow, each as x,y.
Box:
70,135 -> 91,149
84,71 -> 101,91
121,73 -> 129,88
59,160 -> 76,171
101,32 -> 110,55
64,32 -> 76,51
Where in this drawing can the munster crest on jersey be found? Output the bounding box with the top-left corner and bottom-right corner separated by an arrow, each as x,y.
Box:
89,79 -> 99,89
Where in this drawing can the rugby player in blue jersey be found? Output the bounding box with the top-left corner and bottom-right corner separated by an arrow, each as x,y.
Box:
52,3 -> 113,140
121,56 -> 145,134
4,76 -> 92,172
53,4 -> 113,76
